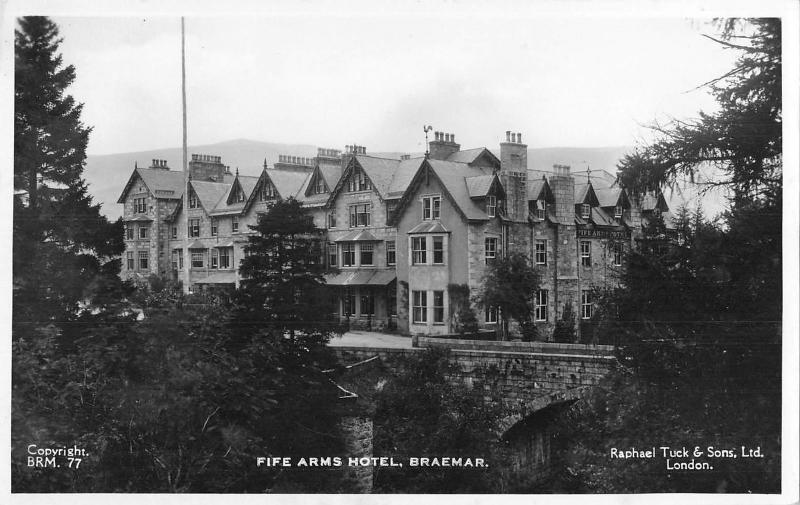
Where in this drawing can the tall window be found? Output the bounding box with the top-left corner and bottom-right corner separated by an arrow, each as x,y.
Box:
581,290 -> 593,319
234,186 -> 245,203
613,241 -> 624,266
347,167 -> 371,192
386,241 -> 396,266
138,250 -> 149,270
259,181 -> 275,201
219,247 -> 231,269
327,212 -> 337,229
614,204 -> 623,218
485,306 -> 497,324
210,219 -> 217,236
232,216 -> 239,233
412,290 -> 427,323
535,290 -> 548,321
580,240 -> 591,267
360,243 -> 374,266
314,176 -> 326,194
134,197 -> 147,213
343,288 -> 355,316
581,203 -> 591,219
485,237 -> 497,264
342,243 -> 356,267
139,226 -> 149,239
534,200 -> 546,220
188,218 -> 200,237
535,239 -> 547,265
126,251 -> 134,270
433,291 -> 445,324
422,196 -> 441,220
433,236 -> 444,264
124,226 -> 133,240
211,248 -> 219,269
327,243 -> 337,267
173,249 -> 183,269
189,192 -> 198,209
191,250 -> 204,268
171,226 -> 177,239
360,292 -> 375,316
349,204 -> 370,227
411,237 -> 426,264
486,195 -> 497,217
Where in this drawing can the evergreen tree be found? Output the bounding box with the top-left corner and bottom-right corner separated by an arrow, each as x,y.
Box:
477,252 -> 540,340
14,16 -> 125,333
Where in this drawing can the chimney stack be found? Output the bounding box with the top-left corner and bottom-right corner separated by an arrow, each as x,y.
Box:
428,130 -> 460,160
189,153 -> 226,181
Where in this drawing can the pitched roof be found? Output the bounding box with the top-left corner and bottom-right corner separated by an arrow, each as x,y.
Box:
465,175 -> 495,197
266,170 -> 308,199
354,155 -> 400,198
594,187 -> 622,207
318,163 -> 343,190
427,159 -> 495,221
408,221 -> 450,234
117,168 -> 186,203
527,177 -> 554,201
208,175 -> 258,216
334,230 -> 380,242
191,180 -> 230,211
446,147 -> 500,167
387,158 -> 425,198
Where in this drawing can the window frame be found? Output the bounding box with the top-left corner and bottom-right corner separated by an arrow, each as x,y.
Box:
189,192 -> 199,209
341,243 -> 356,267
535,289 -> 548,322
134,197 -> 147,214
581,290 -> 593,319
191,250 -> 204,268
485,306 -> 498,324
412,290 -> 428,324
535,239 -> 547,265
360,243 -> 374,266
171,226 -> 177,239
138,250 -> 149,270
433,290 -> 445,324
210,218 -> 218,236
613,241 -> 624,266
138,226 -> 149,240
349,204 -> 371,228
219,247 -> 231,269
581,203 -> 591,219
360,291 -> 375,316
126,226 -> 134,240
210,248 -> 219,269
126,251 -> 135,270
535,200 -> 546,220
411,236 -> 427,265
485,237 -> 498,264
432,236 -> 445,265
580,240 -> 591,267
614,204 -> 623,218
188,218 -> 200,238
327,212 -> 337,229
486,195 -> 497,217
327,242 -> 337,267
422,195 -> 441,220
386,241 -> 396,266
232,216 -> 240,234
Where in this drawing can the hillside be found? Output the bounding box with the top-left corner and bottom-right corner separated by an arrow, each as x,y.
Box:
86,139 -> 634,220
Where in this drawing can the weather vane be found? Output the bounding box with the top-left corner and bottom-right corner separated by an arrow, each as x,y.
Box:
423,125 -> 433,158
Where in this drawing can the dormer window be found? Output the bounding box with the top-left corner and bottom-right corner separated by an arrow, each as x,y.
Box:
487,196 -> 497,217
581,204 -> 591,219
347,167 -> 371,192
534,200 -> 546,220
259,181 -> 276,201
189,192 -> 199,209
614,204 -> 623,218
314,177 -> 326,194
234,186 -> 245,203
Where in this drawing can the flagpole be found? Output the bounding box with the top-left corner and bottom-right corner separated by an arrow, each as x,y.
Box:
182,17 -> 190,293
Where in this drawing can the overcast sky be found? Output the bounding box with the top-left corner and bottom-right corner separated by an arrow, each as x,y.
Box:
45,9 -> 742,156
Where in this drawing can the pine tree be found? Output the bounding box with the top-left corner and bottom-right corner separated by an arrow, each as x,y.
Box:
477,252 -> 541,340
14,17 -> 125,332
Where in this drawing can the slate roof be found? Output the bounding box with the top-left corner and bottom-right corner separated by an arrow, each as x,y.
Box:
118,168 -> 186,203
266,170 -> 309,199
408,221 -> 450,234
334,230 -> 380,242
353,155 -> 401,198
465,175 -> 496,197
318,164 -> 343,191
594,187 -> 622,208
446,147 -> 499,167
387,158 -> 425,198
324,269 -> 396,286
527,177 -> 554,201
191,180 -> 230,211
427,159 -> 495,221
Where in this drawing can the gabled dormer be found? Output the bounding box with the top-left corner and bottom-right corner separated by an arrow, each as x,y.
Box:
595,187 -> 631,220
227,177 -> 247,205
528,176 -> 555,221
466,174 -> 506,218
306,166 -> 330,196
574,182 -> 600,221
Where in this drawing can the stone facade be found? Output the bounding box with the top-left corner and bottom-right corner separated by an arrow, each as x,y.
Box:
119,134 -> 670,339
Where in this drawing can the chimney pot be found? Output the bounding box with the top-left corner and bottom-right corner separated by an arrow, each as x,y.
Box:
506,131 -> 511,142
518,133 -> 523,143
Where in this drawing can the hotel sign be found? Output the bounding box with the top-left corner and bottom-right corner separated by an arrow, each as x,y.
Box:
577,228 -> 630,240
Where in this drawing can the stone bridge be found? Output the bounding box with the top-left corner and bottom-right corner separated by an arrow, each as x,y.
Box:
333,337 -> 616,419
